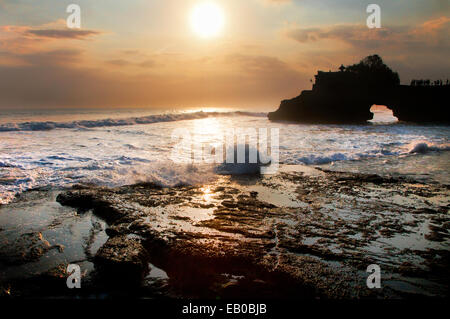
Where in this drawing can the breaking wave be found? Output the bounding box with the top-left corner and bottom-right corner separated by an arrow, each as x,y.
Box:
283,141 -> 450,166
408,141 -> 450,154
0,162 -> 217,205
1,112 -> 449,205
0,111 -> 267,132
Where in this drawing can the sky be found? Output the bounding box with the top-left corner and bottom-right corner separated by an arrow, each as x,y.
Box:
0,0 -> 449,110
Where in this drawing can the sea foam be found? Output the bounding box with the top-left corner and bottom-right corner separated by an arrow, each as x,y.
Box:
0,111 -> 267,132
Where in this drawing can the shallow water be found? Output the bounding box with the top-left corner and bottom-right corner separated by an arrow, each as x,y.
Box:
0,191 -> 107,281
1,109 -> 449,205
0,164 -> 448,298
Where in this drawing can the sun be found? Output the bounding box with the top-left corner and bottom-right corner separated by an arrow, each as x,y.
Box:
190,2 -> 225,38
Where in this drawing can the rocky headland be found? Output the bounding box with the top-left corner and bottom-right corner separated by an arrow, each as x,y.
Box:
268,55 -> 450,124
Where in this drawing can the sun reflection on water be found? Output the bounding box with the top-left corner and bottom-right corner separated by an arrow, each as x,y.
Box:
201,186 -> 213,202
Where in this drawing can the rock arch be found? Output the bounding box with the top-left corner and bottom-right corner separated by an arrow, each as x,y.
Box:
369,105 -> 398,123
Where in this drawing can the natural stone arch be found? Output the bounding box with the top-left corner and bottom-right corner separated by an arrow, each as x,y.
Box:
369,105 -> 398,123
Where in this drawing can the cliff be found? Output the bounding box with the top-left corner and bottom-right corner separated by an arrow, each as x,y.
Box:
268,55 -> 449,124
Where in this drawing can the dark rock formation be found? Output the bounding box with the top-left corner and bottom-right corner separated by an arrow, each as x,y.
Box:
52,169 -> 450,298
388,85 -> 449,123
268,55 -> 449,124
0,232 -> 64,265
94,236 -> 150,285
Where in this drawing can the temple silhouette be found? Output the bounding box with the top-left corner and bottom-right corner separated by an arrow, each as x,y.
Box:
269,55 -> 449,124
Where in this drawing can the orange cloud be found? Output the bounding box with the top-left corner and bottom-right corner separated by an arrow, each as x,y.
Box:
0,48 -> 308,109
285,16 -> 450,51
25,29 -> 101,40
0,22 -> 102,55
283,17 -> 450,86
413,16 -> 450,35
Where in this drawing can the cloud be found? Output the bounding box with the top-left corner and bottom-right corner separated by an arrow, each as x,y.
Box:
25,29 -> 101,40
106,59 -> 132,67
105,58 -> 156,69
0,26 -> 44,53
18,49 -> 83,66
121,49 -> 140,56
413,16 -> 450,36
0,22 -> 102,54
0,48 -> 309,109
284,17 -> 450,84
222,53 -> 308,98
287,24 -> 403,46
285,17 -> 450,51
139,60 -> 156,68
225,54 -> 291,73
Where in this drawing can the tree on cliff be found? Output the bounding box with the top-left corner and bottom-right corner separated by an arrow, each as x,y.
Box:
345,55 -> 400,88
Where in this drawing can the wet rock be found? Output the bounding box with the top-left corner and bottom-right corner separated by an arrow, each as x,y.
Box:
54,168 -> 450,298
94,236 -> 150,285
0,232 -> 62,265
57,189 -> 128,222
425,231 -> 447,242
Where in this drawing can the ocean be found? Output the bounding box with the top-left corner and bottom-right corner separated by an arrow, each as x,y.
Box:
0,108 -> 449,205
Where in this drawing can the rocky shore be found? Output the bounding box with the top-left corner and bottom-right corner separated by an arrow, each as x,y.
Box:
2,165 -> 448,299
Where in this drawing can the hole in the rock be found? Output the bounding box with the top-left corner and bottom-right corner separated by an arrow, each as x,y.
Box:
369,105 -> 399,124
